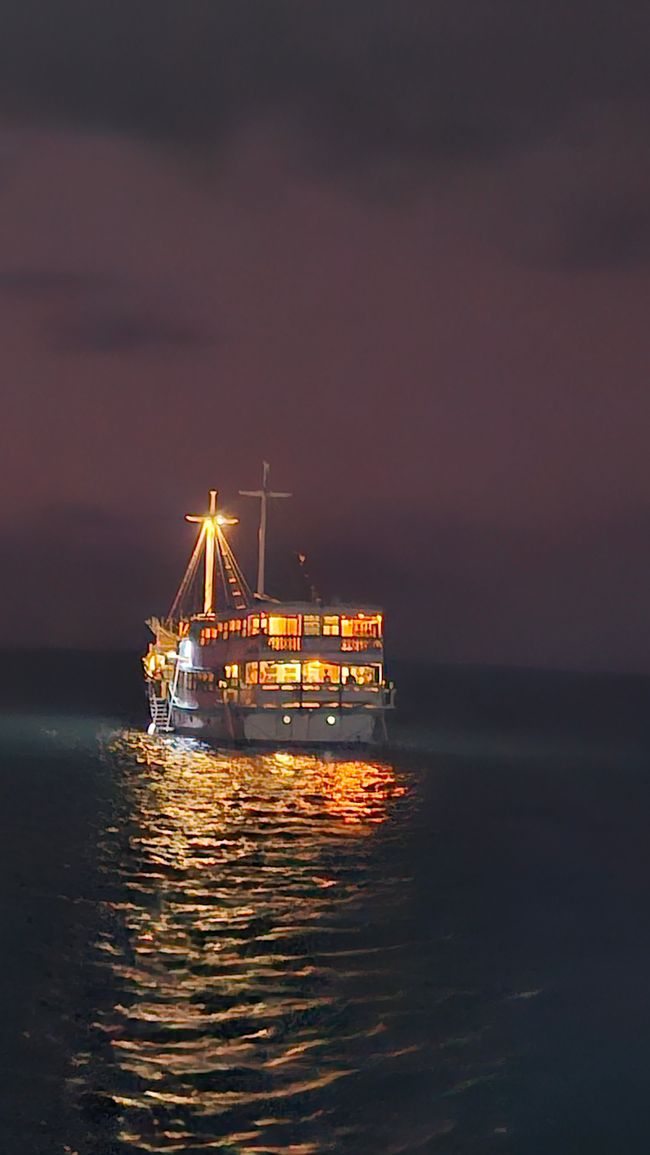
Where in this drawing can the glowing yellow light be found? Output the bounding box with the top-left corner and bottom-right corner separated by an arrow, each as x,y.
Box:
185,490 -> 238,615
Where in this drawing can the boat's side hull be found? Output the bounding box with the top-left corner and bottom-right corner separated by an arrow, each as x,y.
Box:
167,703 -> 382,745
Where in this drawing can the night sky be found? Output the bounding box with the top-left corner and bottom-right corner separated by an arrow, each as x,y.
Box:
3,2 -> 650,669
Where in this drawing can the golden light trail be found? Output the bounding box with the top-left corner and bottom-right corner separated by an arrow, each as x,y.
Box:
87,733 -> 409,1153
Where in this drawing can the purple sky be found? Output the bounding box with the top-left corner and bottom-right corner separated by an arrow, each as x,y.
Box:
2,3 -> 650,669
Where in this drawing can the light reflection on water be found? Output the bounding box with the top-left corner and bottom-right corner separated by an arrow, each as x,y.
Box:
81,732 -> 426,1153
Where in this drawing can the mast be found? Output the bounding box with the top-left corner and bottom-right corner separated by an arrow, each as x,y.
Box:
185,490 -> 238,615
239,462 -> 291,598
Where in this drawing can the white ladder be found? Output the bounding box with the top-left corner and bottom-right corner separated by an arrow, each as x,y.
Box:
149,694 -> 173,733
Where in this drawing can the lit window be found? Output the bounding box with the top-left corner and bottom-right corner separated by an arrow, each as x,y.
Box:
268,615 -> 300,636
247,616 -> 261,636
225,663 -> 239,682
245,662 -> 259,684
259,661 -> 301,684
322,615 -> 340,636
282,714 -> 292,725
302,661 -> 340,684
326,714 -> 337,725
341,615 -> 382,638
344,664 -> 381,686
303,615 -> 321,636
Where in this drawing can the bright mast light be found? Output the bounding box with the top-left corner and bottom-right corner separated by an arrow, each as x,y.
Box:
186,490 -> 238,615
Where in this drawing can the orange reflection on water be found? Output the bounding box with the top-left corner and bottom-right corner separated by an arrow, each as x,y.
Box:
260,749 -> 406,828
119,731 -> 404,834
86,731 -> 409,1153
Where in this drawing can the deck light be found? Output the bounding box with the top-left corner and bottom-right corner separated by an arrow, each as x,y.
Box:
282,714 -> 292,725
326,715 -> 337,725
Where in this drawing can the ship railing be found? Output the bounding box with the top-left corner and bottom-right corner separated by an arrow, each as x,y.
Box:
168,677 -> 395,713
260,636 -> 383,653
213,682 -> 390,707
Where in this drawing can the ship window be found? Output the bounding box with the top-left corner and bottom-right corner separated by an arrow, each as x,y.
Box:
341,614 -> 382,638
268,615 -> 300,636
225,663 -> 239,682
344,664 -> 381,686
247,616 -> 261,636
302,660 -> 340,684
259,661 -> 301,684
245,662 -> 259,684
322,615 -> 340,636
303,614 -> 321,636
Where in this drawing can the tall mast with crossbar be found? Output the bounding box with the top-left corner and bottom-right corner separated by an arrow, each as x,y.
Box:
185,490 -> 238,615
239,462 -> 291,598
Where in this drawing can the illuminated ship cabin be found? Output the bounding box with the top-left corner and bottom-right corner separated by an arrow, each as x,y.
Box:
143,468 -> 395,745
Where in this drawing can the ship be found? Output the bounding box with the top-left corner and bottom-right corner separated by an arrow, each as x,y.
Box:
143,464 -> 395,745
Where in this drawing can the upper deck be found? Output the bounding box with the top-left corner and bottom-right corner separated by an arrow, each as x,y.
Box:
187,603 -> 384,656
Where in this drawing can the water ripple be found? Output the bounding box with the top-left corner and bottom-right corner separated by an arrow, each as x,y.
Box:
75,733 -> 418,1153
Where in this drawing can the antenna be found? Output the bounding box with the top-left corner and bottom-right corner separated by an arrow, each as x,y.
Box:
239,462 -> 291,598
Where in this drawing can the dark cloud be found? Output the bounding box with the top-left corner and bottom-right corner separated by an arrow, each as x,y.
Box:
3,5 -> 650,270
555,200 -> 650,270
51,309 -> 206,355
0,266 -> 207,354
0,268 -> 119,298
2,2 -> 650,165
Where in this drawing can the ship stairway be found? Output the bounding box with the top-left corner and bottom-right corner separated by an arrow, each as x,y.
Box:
149,695 -> 173,734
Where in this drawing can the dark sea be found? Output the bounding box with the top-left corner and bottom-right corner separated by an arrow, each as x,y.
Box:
2,651 -> 650,1154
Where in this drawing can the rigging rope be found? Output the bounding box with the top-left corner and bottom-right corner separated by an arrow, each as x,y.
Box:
168,522 -> 206,622
167,522 -> 252,622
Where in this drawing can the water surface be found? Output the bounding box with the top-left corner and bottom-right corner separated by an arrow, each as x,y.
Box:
3,654 -> 650,1153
